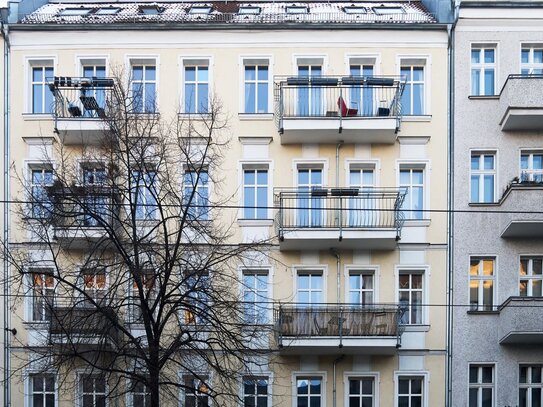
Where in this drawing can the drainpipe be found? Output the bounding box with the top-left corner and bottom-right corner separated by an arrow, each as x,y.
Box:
332,354 -> 345,407
335,141 -> 343,237
330,248 -> 340,306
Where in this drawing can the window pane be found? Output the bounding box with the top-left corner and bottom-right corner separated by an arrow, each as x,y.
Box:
483,175 -> 494,202
481,388 -> 493,407
472,70 -> 480,95
522,49 -> 530,64
471,49 -> 481,63
245,66 -> 256,80
483,155 -> 494,170
484,69 -> 495,95
484,49 -> 495,63
471,175 -> 480,202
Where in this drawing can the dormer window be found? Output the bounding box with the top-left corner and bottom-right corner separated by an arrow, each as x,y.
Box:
94,7 -> 120,15
286,6 -> 308,14
59,8 -> 93,16
189,6 -> 212,14
238,6 -> 261,15
344,6 -> 366,14
139,5 -> 163,15
373,6 -> 404,15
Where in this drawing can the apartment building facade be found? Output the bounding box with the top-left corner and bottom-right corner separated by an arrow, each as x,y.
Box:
451,2 -> 543,406
2,1 -> 451,405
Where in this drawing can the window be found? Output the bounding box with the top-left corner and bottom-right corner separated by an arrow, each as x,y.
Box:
348,164 -> 375,227
244,64 -> 269,113
31,64 -> 54,114
59,8 -> 93,16
521,46 -> 543,75
129,380 -> 151,407
30,166 -> 53,219
297,271 -> 323,305
30,270 -> 54,322
183,170 -> 209,221
520,257 -> 543,297
30,373 -> 56,407
131,64 -> 156,113
189,6 -> 212,14
131,169 -> 158,221
348,377 -> 375,407
398,272 -> 423,324
469,258 -> 495,311
401,64 -> 425,115
242,270 -> 269,324
350,64 -> 374,116
469,365 -> 494,407
348,271 -> 374,305
471,153 -> 496,203
139,6 -> 162,15
296,377 -> 322,407
243,376 -> 269,407
81,268 -> 106,306
520,152 -> 543,182
184,64 -> 209,114
183,375 -> 210,407
287,6 -> 308,14
471,46 -> 496,96
94,7 -> 119,15
297,64 -> 323,116
374,6 -> 404,14
397,377 -> 424,407
80,165 -> 108,226
520,365 -> 543,407
297,167 -> 323,227
344,6 -> 366,14
82,64 -> 106,117
399,166 -> 424,220
243,168 -> 268,219
131,272 -> 156,323
239,7 -> 261,14
79,375 -> 107,407
183,270 -> 210,325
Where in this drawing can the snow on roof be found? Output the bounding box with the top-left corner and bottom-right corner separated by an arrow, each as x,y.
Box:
20,1 -> 436,25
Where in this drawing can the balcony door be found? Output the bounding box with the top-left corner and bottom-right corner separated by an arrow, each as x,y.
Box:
297,65 -> 323,116
349,167 -> 375,227
82,65 -> 106,117
350,64 -> 374,116
80,166 -> 107,227
297,168 -> 324,227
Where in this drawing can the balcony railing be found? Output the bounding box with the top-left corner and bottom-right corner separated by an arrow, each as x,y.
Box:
274,75 -> 404,140
275,304 -> 404,347
275,187 -> 406,238
499,74 -> 543,131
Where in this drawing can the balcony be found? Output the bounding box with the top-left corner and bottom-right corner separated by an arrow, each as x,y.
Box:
499,74 -> 543,131
275,304 -> 403,355
498,297 -> 543,344
275,187 -> 406,251
50,305 -> 119,347
275,75 -> 404,144
48,76 -> 116,144
498,182 -> 543,239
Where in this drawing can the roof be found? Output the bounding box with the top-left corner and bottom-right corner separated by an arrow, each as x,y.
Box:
20,1 -> 436,26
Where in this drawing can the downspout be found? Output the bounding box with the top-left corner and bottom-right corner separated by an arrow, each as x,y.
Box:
335,141 -> 343,238
2,15 -> 11,407
332,354 -> 345,407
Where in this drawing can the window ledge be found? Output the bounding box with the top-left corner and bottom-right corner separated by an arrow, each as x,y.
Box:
22,113 -> 52,121
402,115 -> 432,122
467,310 -> 499,315
238,113 -> 274,121
401,324 -> 430,332
178,113 -> 211,120
468,95 -> 500,100
403,219 -> 431,227
23,321 -> 49,329
468,202 -> 500,207
237,219 -> 273,227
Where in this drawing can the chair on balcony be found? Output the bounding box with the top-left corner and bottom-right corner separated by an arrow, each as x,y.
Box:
337,97 -> 358,117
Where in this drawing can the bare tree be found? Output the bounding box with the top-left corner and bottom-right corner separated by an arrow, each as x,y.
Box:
4,70 -> 274,406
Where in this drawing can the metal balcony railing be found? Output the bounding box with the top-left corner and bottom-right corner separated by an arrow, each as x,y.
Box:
275,303 -> 404,344
274,75 -> 404,132
48,76 -> 116,121
275,187 -> 406,239
50,305 -> 119,344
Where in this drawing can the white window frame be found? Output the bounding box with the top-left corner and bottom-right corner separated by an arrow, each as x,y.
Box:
520,44 -> 543,75
183,166 -> 210,221
295,268 -> 326,305
519,256 -> 543,297
240,163 -> 270,220
292,372 -> 327,407
468,364 -> 495,407
394,371 -> 429,407
397,161 -> 428,221
471,44 -> 497,96
27,268 -> 55,323
26,57 -> 56,114
240,57 -> 272,114
28,163 -> 54,219
180,373 -> 211,406
470,151 -> 497,203
519,364 -> 543,407
129,270 -> 157,324
77,373 -> 108,407
241,268 -> 271,324
77,56 -> 108,77
345,265 -> 378,306
181,57 -> 212,114
130,166 -> 158,221
241,373 -> 273,407
398,57 -> 429,116
127,57 -> 158,113
520,150 -> 543,183
469,257 -> 496,312
395,266 -> 428,325
343,372 -> 379,407
26,371 -> 58,407
125,378 -> 151,407
79,266 -> 107,307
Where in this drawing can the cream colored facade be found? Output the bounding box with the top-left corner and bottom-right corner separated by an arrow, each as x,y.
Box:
5,3 -> 449,406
